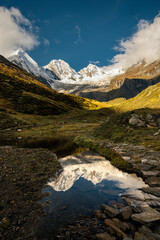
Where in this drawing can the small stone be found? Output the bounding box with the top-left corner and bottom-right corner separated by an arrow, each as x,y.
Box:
96,232 -> 116,240
94,210 -> 106,220
101,204 -> 119,218
120,206 -> 132,220
17,129 -> 22,132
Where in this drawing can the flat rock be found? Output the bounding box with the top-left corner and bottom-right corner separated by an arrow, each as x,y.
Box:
142,187 -> 160,197
142,171 -> 160,178
131,207 -> 160,224
101,204 -> 119,218
96,232 -> 116,240
104,219 -> 127,238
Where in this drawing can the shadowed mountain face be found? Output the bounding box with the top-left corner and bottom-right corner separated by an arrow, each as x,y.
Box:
79,76 -> 160,102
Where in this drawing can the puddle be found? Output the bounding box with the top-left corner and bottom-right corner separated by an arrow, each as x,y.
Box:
37,151 -> 147,238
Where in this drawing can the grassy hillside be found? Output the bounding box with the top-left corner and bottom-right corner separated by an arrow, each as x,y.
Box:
117,82 -> 160,112
103,82 -> 160,112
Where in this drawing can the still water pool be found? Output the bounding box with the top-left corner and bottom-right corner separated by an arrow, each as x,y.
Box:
37,150 -> 146,238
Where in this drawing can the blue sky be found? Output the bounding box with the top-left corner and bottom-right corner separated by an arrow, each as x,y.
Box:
1,0 -> 160,70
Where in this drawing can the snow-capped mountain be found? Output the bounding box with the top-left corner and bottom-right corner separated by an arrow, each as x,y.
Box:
44,59 -> 82,81
8,49 -> 59,87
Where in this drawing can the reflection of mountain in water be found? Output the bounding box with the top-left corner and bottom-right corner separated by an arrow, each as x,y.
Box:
49,151 -> 147,195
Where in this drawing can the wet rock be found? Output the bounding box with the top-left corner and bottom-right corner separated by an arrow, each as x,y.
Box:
95,210 -> 106,220
104,219 -> 127,238
142,187 -> 160,197
142,171 -> 160,178
123,197 -> 145,213
145,177 -> 160,187
120,206 -> 133,220
101,204 -> 119,218
112,218 -> 131,232
134,232 -> 155,240
139,225 -> 152,233
139,226 -> 160,240
96,232 -> 116,240
131,207 -> 160,225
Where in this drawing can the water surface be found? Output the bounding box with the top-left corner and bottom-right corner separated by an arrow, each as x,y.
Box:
38,150 -> 146,236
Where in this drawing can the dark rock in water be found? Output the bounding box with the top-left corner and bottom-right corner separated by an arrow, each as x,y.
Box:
96,232 -> 116,240
112,218 -> 131,232
104,219 -> 127,238
139,226 -> 160,240
101,204 -> 119,218
94,210 -> 106,220
134,231 -> 154,240
120,206 -> 133,220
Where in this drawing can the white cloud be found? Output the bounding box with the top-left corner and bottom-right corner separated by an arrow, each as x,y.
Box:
112,13 -> 160,68
0,7 -> 39,57
44,38 -> 50,46
74,25 -> 82,44
89,60 -> 100,65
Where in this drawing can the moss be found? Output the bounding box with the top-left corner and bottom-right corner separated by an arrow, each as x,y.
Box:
74,136 -> 134,172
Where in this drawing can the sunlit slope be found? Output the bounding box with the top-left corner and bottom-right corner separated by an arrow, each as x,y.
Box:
0,56 -> 109,115
106,82 -> 160,111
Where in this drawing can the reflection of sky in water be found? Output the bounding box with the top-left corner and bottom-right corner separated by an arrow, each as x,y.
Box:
48,150 -> 147,197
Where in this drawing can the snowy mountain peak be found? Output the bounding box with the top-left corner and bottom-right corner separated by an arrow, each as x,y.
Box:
8,49 -> 59,86
44,59 -> 80,81
9,48 -> 38,68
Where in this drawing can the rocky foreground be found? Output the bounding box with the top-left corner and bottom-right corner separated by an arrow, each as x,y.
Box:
94,141 -> 160,240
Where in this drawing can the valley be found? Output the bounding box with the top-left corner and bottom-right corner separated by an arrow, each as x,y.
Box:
0,54 -> 160,240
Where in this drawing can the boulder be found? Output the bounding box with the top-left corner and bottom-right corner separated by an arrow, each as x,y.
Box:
101,204 -> 119,218
120,206 -> 132,220
129,115 -> 145,127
